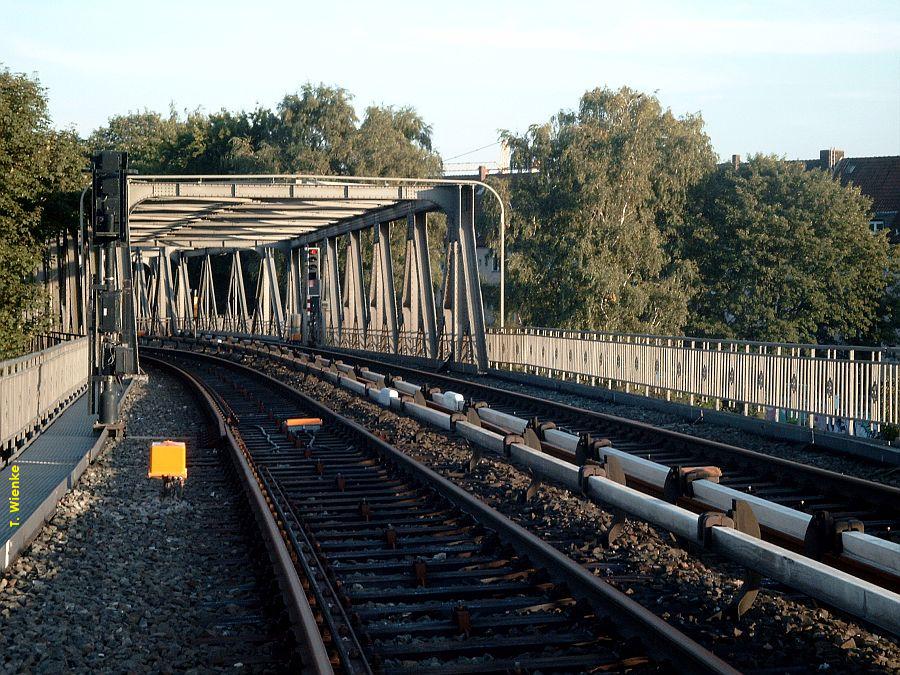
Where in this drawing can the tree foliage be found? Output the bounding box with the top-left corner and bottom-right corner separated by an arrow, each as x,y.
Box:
681,156 -> 896,343
8,74 -> 896,356
0,66 -> 86,358
501,87 -> 716,332
89,84 -> 443,178
89,109 -> 180,174
353,105 -> 442,178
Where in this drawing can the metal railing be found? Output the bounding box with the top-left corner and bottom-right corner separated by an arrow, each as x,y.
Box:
0,336 -> 89,453
322,327 -> 475,366
143,314 -> 900,437
23,331 -> 84,355
147,314 -> 479,367
487,328 -> 899,437
142,316 -> 290,340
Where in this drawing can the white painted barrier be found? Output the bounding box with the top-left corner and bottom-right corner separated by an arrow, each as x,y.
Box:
509,442 -> 900,635
393,380 -> 420,397
0,337 -> 89,453
360,369 -> 385,387
433,391 -> 465,412
372,387 -> 399,408
477,407 -> 527,433
455,404 -> 900,581
487,328 -> 900,435
339,376 -> 367,396
404,402 -> 452,431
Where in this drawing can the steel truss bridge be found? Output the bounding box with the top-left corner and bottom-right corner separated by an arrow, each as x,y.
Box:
128,174 -> 491,370
18,170 -> 900,447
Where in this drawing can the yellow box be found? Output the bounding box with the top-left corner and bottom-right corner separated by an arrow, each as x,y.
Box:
149,440 -> 187,479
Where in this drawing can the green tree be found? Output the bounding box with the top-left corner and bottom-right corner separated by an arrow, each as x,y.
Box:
682,155 -> 895,343
223,107 -> 280,173
352,106 -> 442,178
89,84 -> 443,181
501,86 -> 716,333
88,109 -> 180,174
275,84 -> 358,174
0,66 -> 86,358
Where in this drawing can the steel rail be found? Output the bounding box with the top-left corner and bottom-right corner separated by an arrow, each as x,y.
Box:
149,345 -> 738,675
209,340 -> 900,634
202,337 -> 899,591
296,344 -> 900,510
141,355 -> 335,674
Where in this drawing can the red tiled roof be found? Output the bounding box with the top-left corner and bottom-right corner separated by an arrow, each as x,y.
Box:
833,155 -> 900,215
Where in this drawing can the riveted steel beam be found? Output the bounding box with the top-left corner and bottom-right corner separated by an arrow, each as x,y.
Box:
368,221 -> 399,352
401,212 -> 438,359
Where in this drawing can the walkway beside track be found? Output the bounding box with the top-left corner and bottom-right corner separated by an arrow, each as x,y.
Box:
1,394 -> 105,571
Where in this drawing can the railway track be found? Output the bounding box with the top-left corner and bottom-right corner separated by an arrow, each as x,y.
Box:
293,345 -> 900,551
165,336 -> 899,624
155,384 -> 300,670
146,346 -> 736,674
227,339 -> 897,577
169,336 -> 897,589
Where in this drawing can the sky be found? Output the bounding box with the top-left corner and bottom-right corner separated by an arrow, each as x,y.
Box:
1,0 -> 898,165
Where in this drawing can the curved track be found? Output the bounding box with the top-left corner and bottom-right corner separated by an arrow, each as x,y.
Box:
146,346 -> 737,674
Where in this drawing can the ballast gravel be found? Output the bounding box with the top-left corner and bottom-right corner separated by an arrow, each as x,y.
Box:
0,369 -> 291,674
246,352 -> 900,674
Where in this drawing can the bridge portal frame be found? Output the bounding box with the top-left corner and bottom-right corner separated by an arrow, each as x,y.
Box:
128,175 -> 499,370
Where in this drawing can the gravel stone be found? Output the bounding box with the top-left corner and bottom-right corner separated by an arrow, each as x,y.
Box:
0,369 -> 292,673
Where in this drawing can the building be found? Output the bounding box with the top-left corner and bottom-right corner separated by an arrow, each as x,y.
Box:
476,246 -> 501,285
829,153 -> 900,240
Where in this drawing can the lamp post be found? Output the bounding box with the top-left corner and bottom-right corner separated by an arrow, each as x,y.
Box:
477,181 -> 506,329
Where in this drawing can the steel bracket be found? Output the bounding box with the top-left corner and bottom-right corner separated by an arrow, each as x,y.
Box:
503,433 -> 525,456
464,405 -> 483,427
450,412 -> 467,427
468,444 -> 483,473
726,500 -> 762,620
523,416 -> 556,451
697,512 -> 735,547
578,462 -> 607,494
574,433 -> 612,465
663,465 -> 723,502
803,511 -> 864,559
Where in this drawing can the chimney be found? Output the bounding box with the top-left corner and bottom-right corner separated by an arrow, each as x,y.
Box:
731,154 -> 741,170
820,148 -> 845,171
478,165 -> 489,181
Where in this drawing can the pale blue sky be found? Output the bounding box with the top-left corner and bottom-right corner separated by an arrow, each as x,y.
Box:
1,0 -> 898,164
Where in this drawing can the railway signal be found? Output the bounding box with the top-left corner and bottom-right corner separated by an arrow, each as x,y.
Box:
304,245 -> 321,344
88,151 -> 139,426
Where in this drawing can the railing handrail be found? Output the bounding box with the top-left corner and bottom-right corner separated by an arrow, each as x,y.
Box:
1,334 -> 90,454
0,334 -> 88,375
487,327 -> 898,358
486,330 -> 899,433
